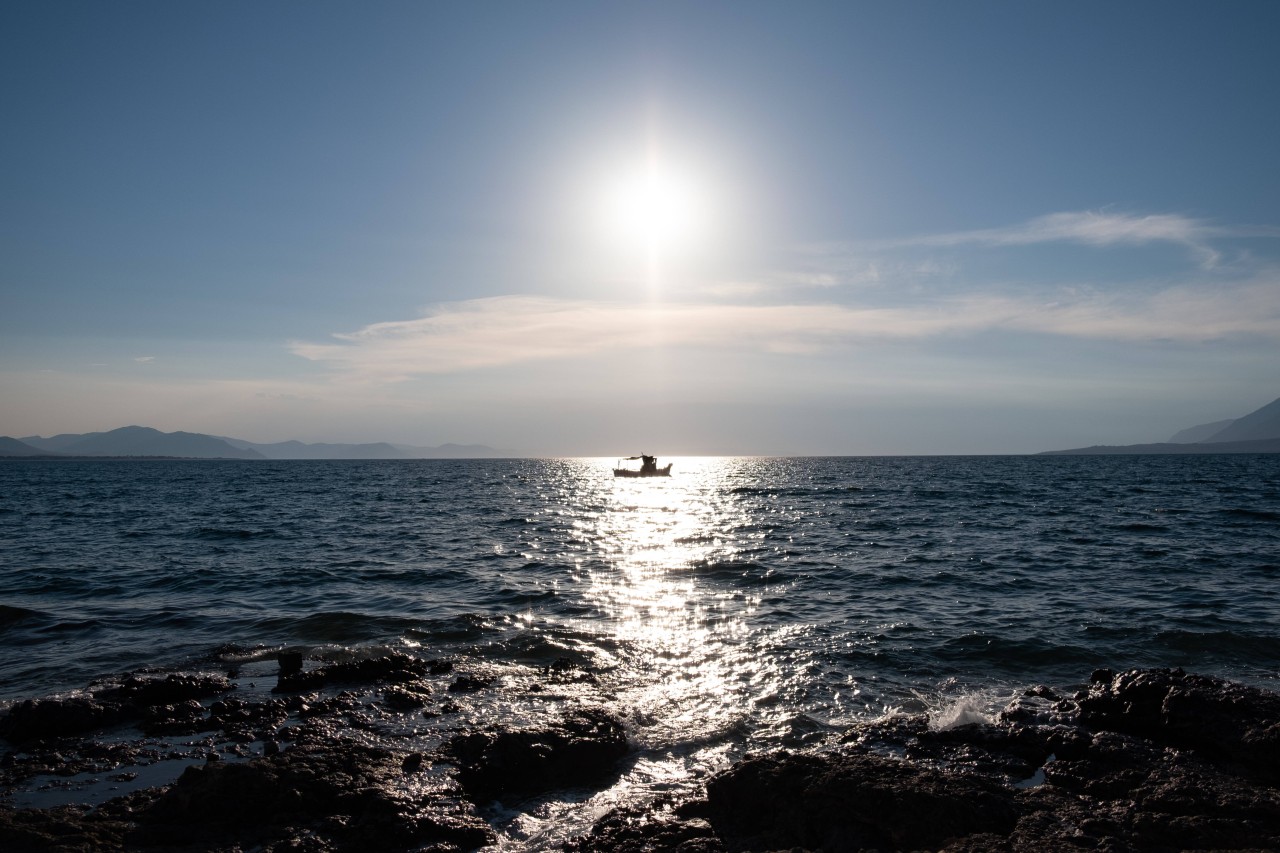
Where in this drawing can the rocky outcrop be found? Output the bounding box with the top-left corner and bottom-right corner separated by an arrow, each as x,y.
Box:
447,707 -> 628,802
0,674 -> 231,742
272,651 -> 430,692
705,750 -> 1017,851
5,666 -> 1279,851
136,743 -> 492,851
573,668 -> 1280,852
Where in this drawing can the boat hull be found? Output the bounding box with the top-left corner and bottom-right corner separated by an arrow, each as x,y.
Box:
613,464 -> 672,477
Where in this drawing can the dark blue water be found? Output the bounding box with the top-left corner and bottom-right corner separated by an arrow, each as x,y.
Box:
4,455 -> 1278,700
3,455 -> 1279,811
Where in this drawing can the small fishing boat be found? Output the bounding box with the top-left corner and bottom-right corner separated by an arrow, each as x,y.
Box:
613,455 -> 672,477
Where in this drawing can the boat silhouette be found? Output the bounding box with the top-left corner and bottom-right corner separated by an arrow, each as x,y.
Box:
613,455 -> 672,477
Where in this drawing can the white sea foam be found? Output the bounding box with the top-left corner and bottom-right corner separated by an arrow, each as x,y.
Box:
927,691 -> 1002,731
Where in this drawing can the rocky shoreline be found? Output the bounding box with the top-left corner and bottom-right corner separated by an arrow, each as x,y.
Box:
3,660 -> 1279,851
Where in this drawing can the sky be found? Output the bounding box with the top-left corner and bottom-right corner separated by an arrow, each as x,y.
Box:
3,0 -> 1279,455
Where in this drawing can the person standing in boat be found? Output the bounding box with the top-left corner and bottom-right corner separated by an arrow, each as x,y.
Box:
640,454 -> 657,474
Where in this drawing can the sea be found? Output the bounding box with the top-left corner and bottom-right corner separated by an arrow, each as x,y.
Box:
2,455 -> 1279,844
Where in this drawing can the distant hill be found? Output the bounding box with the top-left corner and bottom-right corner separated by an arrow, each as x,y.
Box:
1201,397 -> 1280,443
394,442 -> 509,459
1040,438 -> 1280,456
219,438 -> 412,460
0,436 -> 48,456
19,426 -> 263,459
20,432 -> 95,452
1167,418 -> 1236,443
13,427 -> 510,459
1045,395 -> 1280,455
222,438 -> 508,459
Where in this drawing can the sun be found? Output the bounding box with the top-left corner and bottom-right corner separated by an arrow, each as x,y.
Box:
604,159 -> 702,256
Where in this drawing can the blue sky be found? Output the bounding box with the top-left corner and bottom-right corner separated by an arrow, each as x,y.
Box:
3,1 -> 1279,454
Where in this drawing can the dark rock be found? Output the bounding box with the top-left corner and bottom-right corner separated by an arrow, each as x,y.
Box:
137,743 -> 493,850
278,651 -> 305,676
543,657 -> 600,685
0,804 -> 133,852
446,674 -> 493,693
382,686 -> 430,710
207,697 -> 289,735
272,653 -> 429,693
140,699 -> 209,735
7,665 -> 1280,852
101,673 -> 232,707
1074,667 -> 1280,783
0,696 -> 131,742
0,674 -> 232,743
630,669 -> 1280,851
565,794 -> 725,852
447,707 -> 628,801
705,749 -> 1017,852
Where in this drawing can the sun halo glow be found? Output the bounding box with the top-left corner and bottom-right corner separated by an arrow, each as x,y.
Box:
603,163 -> 703,257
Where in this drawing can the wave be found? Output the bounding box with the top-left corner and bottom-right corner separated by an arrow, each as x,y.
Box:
192,526 -> 284,540
0,604 -> 46,631
687,559 -> 794,586
1154,629 -> 1279,658
1218,507 -> 1280,523
251,611 -> 423,643
934,634 -> 1098,669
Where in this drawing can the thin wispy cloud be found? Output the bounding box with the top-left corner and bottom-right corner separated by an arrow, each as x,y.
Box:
868,210 -> 1280,269
293,274 -> 1280,381
292,210 -> 1280,383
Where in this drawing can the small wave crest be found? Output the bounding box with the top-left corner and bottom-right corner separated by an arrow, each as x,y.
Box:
927,691 -> 1001,731
0,604 -> 46,631
192,526 -> 282,540
687,559 -> 792,586
1218,507 -> 1280,522
1155,628 -> 1279,658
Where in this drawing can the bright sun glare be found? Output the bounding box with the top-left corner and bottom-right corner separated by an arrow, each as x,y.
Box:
604,160 -> 702,256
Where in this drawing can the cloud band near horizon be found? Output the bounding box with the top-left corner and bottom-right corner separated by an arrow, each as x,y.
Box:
292,278 -> 1280,381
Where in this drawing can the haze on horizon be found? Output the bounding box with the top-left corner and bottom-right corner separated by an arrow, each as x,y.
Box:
3,1 -> 1279,456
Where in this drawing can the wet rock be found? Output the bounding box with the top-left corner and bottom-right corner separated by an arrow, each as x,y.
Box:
0,804 -> 134,852
6,665 -> 1280,852
140,699 -> 209,735
570,669 -> 1280,851
543,657 -> 600,685
565,794 -> 725,852
137,743 -> 493,851
446,674 -> 493,693
272,653 -> 429,693
1073,667 -> 1280,783
0,697 -> 131,742
447,707 -> 628,801
102,673 -> 233,707
0,673 -> 231,744
705,749 -> 1017,852
277,650 -> 304,676
382,685 -> 430,710
208,697 -> 289,736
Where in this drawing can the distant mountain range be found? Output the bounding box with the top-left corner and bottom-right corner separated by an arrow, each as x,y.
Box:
0,426 -> 510,459
1042,396 -> 1280,455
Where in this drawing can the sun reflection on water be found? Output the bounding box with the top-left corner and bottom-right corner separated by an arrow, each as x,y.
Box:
574,458 -> 782,750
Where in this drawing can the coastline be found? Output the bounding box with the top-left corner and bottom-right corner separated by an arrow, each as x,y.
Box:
3,656 -> 1278,851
